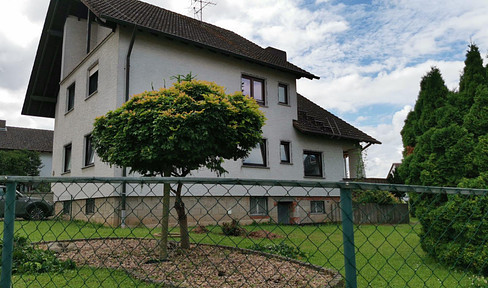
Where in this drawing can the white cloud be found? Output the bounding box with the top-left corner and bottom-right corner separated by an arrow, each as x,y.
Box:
360,105 -> 412,178
2,0 -> 488,177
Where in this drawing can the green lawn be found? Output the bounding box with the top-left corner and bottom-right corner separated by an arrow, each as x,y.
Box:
0,219 -> 480,287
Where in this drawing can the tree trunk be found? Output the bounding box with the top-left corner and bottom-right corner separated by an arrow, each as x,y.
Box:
175,183 -> 190,249
159,170 -> 171,260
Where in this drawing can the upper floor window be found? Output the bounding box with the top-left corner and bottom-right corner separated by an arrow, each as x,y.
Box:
88,63 -> 98,96
303,151 -> 323,177
66,82 -> 75,112
278,83 -> 288,104
84,134 -> 95,167
63,144 -> 72,173
243,140 -> 267,167
280,141 -> 291,164
242,75 -> 265,104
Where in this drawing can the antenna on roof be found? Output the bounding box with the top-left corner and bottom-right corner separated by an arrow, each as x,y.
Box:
192,0 -> 216,21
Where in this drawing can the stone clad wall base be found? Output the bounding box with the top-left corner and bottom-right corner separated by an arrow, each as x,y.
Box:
54,196 -> 343,227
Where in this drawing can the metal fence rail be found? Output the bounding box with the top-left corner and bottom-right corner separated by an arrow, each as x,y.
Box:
1,176 -> 488,287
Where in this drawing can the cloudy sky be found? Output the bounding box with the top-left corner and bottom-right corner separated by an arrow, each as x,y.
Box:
1,0 -> 488,177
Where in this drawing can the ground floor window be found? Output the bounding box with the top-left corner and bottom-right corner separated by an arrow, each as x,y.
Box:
63,200 -> 72,215
85,198 -> 95,215
303,151 -> 323,177
250,197 -> 268,215
310,201 -> 325,214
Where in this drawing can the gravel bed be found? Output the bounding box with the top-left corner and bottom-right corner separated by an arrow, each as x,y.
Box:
38,238 -> 343,287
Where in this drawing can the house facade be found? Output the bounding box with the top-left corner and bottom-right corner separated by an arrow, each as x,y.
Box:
0,119 -> 53,179
22,0 -> 380,226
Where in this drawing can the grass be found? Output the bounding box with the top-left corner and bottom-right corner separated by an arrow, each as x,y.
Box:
0,218 -> 479,287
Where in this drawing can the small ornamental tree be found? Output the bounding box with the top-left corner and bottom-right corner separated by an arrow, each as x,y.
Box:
92,78 -> 265,259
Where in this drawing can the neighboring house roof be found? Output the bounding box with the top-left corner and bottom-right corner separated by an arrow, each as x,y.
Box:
0,122 -> 53,153
294,94 -> 381,145
22,0 -> 318,118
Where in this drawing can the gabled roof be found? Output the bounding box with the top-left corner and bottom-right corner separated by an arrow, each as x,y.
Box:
82,0 -> 318,80
0,125 -> 53,153
22,0 -> 318,118
294,94 -> 381,145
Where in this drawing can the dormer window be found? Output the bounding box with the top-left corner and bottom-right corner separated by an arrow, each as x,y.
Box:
242,75 -> 265,105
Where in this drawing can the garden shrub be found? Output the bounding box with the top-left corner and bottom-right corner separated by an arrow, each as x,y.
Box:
248,242 -> 308,260
0,235 -> 75,274
352,189 -> 399,205
418,195 -> 488,275
221,219 -> 245,236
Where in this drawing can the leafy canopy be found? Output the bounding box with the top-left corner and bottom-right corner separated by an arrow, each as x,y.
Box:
0,150 -> 41,176
92,80 -> 265,176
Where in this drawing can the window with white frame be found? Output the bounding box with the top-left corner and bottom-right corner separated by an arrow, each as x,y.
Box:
63,144 -> 72,173
243,140 -> 267,167
66,82 -> 75,112
84,134 -> 95,167
242,75 -> 265,104
250,197 -> 268,215
311,201 -> 325,214
88,63 -> 98,96
303,151 -> 323,177
280,141 -> 291,164
278,83 -> 288,104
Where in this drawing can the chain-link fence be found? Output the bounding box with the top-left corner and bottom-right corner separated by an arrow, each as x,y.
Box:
1,176 -> 487,287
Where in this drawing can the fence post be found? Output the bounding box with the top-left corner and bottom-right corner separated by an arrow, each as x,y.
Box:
1,181 -> 17,288
341,186 -> 357,288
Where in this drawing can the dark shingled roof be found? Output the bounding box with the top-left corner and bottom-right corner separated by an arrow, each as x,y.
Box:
81,0 -> 318,80
0,125 -> 53,153
294,94 -> 381,144
23,0 -> 318,118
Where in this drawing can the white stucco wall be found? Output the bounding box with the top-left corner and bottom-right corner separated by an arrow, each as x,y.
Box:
53,18 -> 120,183
39,152 -> 52,177
52,22 -> 365,199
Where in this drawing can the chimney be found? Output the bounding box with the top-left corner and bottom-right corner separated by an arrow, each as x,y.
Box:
265,47 -> 287,62
0,120 -> 6,131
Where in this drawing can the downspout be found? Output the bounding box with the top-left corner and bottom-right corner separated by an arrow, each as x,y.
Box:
86,11 -> 91,53
121,26 -> 137,228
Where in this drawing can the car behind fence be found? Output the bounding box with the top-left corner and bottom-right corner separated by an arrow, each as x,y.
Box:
1,176 -> 487,287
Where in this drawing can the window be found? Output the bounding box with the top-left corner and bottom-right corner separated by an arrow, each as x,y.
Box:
86,198 -> 95,214
303,151 -> 323,177
88,64 -> 98,96
280,141 -> 291,163
311,201 -> 325,214
63,200 -> 72,215
66,82 -> 75,111
242,75 -> 265,104
63,144 -> 72,173
250,197 -> 268,215
243,140 -> 267,166
84,134 -> 95,166
278,83 -> 288,104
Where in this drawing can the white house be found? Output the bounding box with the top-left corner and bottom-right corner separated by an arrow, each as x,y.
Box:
0,119 -> 53,179
22,0 -> 380,226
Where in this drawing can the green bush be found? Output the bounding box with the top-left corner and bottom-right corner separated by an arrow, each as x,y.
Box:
418,195 -> 488,275
0,235 -> 75,274
221,220 -> 245,236
248,242 -> 308,260
353,189 -> 399,205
